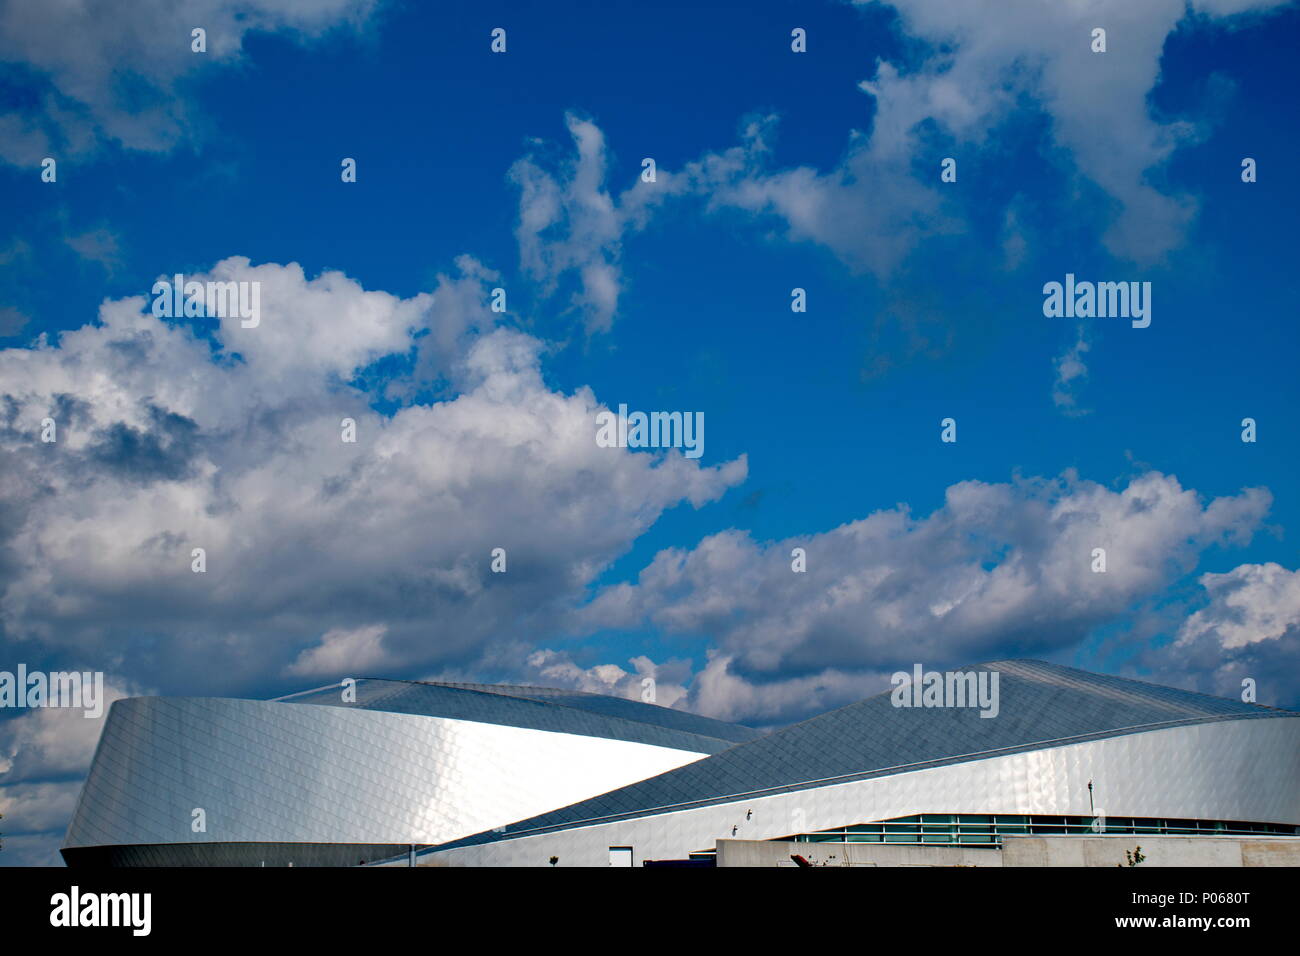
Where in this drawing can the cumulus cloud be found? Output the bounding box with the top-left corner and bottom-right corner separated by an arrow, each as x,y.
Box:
511,646 -> 881,727
1134,563 -> 1300,707
0,676 -> 141,781
849,0 -> 1290,263
0,257 -> 746,694
1178,563 -> 1300,651
396,254 -> 501,396
286,624 -> 393,677
0,0 -> 380,164
519,649 -> 692,710
0,781 -> 79,835
577,471 -> 1270,721
682,651 -> 886,726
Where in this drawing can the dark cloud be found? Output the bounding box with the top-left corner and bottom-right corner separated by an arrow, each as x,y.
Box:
84,404 -> 200,484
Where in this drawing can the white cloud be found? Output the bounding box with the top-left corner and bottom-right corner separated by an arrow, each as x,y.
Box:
1178,563 -> 1300,651
684,651 -> 884,725
683,112 -> 962,276
509,112 -> 678,333
520,649 -> 691,710
578,471 -> 1270,720
0,781 -> 80,834
287,624 -> 393,677
1132,562 -> 1300,706
848,0 -> 1290,263
0,257 -> 745,692
0,677 -> 140,781
522,1 -> 1288,282
0,0 -> 380,164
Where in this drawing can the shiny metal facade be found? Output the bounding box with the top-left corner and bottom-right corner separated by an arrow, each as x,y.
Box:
61,694 -> 713,861
61,662 -> 1300,867
422,715 -> 1300,866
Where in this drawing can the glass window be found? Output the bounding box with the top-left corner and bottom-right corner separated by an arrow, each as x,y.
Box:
883,821 -> 918,843
959,815 -> 993,844
921,814 -> 956,844
778,813 -> 1298,848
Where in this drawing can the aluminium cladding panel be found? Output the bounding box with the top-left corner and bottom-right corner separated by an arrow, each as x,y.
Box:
61,695 -> 711,852
422,715 -> 1300,866
449,659 -> 1282,835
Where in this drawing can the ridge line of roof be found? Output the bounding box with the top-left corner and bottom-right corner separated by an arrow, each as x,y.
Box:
981,659 -> 1300,716
270,676 -> 757,745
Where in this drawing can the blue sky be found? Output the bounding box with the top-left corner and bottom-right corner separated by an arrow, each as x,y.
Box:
1,0 -> 1298,863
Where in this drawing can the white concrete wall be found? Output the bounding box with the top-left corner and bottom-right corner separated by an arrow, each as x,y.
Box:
712,835 -> 1300,867
1001,835 -> 1300,867
716,839 -> 1002,867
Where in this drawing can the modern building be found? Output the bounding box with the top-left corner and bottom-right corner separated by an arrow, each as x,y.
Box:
59,678 -> 759,866
62,661 -> 1300,867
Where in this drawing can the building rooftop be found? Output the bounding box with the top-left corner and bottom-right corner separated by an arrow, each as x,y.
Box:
431,659 -> 1298,852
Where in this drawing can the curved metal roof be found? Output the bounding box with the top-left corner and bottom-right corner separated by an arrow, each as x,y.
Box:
434,659 -> 1298,851
273,677 -> 762,755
